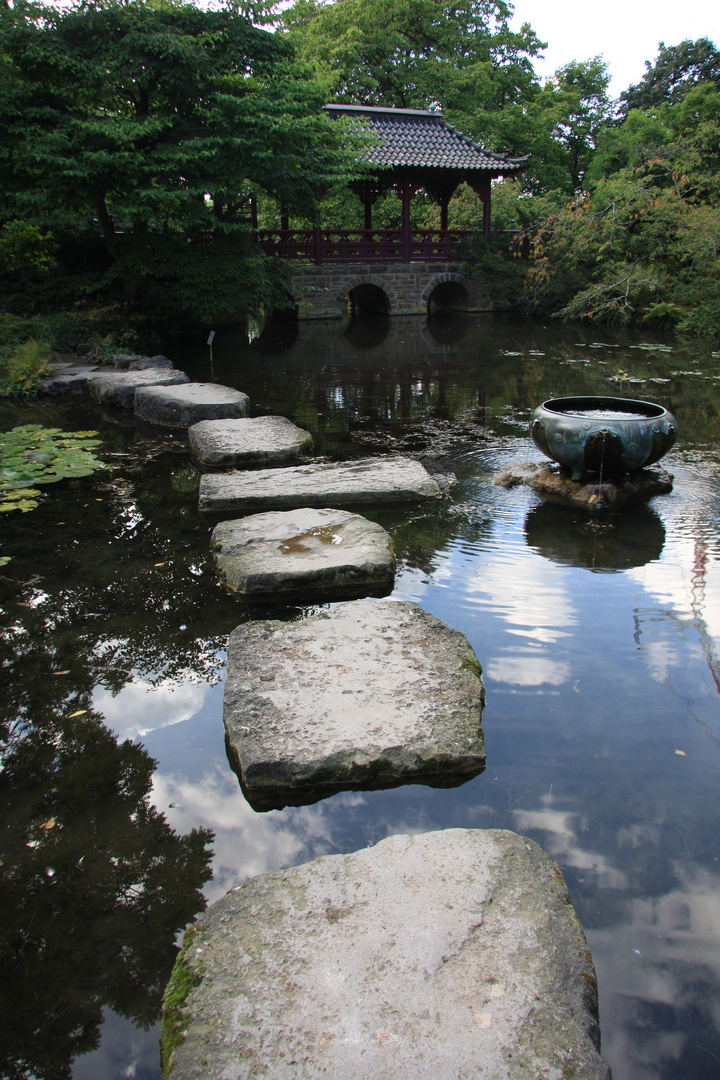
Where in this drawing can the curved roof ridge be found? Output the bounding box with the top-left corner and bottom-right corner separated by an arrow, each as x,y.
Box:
325,103 -> 527,175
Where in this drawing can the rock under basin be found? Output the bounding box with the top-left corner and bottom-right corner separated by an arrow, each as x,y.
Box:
134,382 -> 250,427
198,456 -> 441,514
223,598 -> 485,810
211,508 -> 395,601
161,829 -> 611,1080
189,415 -> 313,468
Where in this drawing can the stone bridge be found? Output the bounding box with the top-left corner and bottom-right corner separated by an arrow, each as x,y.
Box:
289,262 -> 500,320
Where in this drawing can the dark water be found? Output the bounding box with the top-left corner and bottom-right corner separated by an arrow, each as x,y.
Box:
2,313 -> 720,1080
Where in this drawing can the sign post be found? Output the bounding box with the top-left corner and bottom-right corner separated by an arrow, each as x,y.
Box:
207,330 -> 215,381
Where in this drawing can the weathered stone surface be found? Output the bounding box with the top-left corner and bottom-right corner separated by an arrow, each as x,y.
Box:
88,367 -> 189,409
223,598 -> 485,809
496,461 -> 673,509
211,508 -> 395,601
161,829 -> 611,1080
134,382 -> 250,427
128,354 -> 174,370
198,456 -> 441,514
41,364 -> 103,395
189,416 -> 313,468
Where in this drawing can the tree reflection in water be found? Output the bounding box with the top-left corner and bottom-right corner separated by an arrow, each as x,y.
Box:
0,698 -> 213,1080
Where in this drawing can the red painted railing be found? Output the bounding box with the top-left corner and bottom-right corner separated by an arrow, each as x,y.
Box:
255,228 -> 472,264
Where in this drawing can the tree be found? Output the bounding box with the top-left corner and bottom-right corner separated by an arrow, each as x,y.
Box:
494,58 -> 612,195
0,0 -> 353,325
279,0 -> 544,114
619,37 -> 720,115
522,85 -> 720,335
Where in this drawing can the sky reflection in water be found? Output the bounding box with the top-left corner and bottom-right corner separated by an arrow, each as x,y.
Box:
2,313 -> 720,1079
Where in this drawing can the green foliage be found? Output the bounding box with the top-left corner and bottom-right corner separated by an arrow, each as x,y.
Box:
0,220 -> 55,275
0,424 -> 107,512
620,38 -> 720,114
0,0 -> 353,325
0,338 -> 52,397
279,0 -> 544,112
515,70 -> 720,336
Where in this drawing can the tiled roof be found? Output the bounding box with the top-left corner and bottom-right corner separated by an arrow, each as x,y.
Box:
325,104 -> 527,174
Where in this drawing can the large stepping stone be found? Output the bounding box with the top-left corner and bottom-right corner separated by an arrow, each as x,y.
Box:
211,508 -> 395,601
42,364 -> 103,395
87,367 -> 189,409
189,415 -> 313,468
223,598 -> 485,810
134,382 -> 250,427
198,456 -> 440,514
161,829 -> 611,1080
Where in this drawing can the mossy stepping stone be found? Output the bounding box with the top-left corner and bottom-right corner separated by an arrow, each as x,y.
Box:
198,456 -> 441,514
134,382 -> 250,427
189,416 -> 313,468
223,598 -> 485,809
210,507 -> 394,601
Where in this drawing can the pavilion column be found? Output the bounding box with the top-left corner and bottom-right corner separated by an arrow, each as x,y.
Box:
469,175 -> 492,236
250,195 -> 258,231
397,180 -> 417,263
363,193 -> 373,232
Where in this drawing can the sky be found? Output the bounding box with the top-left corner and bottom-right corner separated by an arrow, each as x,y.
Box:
509,0 -> 720,99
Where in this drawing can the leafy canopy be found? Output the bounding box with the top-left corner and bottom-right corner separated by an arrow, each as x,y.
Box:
0,0 -> 354,323
279,0 -> 544,113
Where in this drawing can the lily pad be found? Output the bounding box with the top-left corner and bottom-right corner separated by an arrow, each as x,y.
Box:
0,425 -> 107,512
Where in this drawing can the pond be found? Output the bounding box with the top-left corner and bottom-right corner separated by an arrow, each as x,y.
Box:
1,312 -> 720,1080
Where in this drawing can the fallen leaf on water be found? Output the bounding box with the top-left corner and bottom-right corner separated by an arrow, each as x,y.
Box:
675,749 -> 686,756
53,670 -> 71,676
68,709 -> 87,718
39,817 -> 56,830
154,562 -> 165,567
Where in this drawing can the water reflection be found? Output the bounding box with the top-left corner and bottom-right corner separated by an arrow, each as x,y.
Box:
525,502 -> 666,572
3,313 -> 720,1079
0,704 -> 212,1080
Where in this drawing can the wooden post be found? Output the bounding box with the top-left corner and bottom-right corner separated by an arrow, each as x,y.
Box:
482,178 -> 491,236
399,181 -> 414,262
250,195 -> 258,231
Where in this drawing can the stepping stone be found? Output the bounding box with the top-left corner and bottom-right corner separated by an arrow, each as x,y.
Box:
189,415 -> 313,468
198,456 -> 441,514
211,508 -> 395,601
88,367 -> 189,409
161,829 -> 611,1080
223,598 -> 485,810
41,364 -> 103,395
134,382 -> 250,427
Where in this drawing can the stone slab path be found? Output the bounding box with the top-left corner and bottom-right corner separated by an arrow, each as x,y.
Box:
88,367 -> 189,409
134,382 -> 250,427
198,456 -> 440,514
211,508 -> 395,602
161,829 -> 611,1080
223,598 -> 485,810
189,415 -> 313,468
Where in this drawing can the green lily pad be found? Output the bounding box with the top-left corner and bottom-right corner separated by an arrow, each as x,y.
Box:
0,424 -> 108,512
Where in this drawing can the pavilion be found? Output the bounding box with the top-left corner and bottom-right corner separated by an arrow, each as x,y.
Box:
256,104 -> 527,265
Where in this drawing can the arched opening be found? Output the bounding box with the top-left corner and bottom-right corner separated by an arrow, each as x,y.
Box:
426,279 -> 469,314
346,282 -> 391,316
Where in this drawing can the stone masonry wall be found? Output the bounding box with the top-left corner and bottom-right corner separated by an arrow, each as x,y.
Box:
290,262 -> 500,319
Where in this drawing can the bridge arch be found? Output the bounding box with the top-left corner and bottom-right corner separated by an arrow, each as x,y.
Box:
421,272 -> 469,313
344,273 -> 397,316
